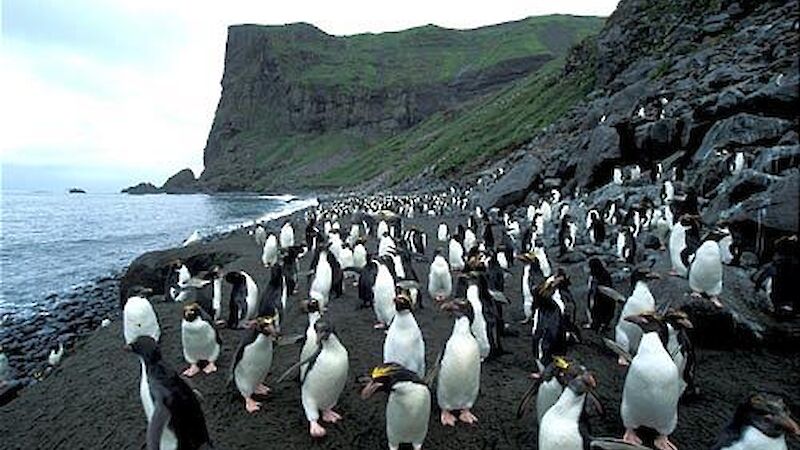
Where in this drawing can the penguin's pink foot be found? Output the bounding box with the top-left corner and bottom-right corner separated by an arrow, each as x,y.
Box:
618,356 -> 630,366
440,410 -> 457,426
202,362 -> 217,374
322,409 -> 342,423
623,429 -> 642,445
373,322 -> 386,330
690,292 -> 703,299
710,296 -> 723,308
654,435 -> 678,450
244,397 -> 261,413
254,384 -> 270,395
529,372 -> 542,380
668,270 -> 680,276
309,420 -> 327,437
182,364 -> 200,377
458,409 -> 478,424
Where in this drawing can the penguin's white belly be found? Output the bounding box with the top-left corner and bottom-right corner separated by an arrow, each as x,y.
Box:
437,334 -> 480,410
615,289 -> 655,353
539,412 -> 582,450
667,328 -> 687,394
299,328 -> 318,379
470,311 -> 490,359
428,266 -> 451,298
536,378 -> 563,424
669,229 -> 688,276
234,337 -> 273,397
139,362 -> 177,450
721,426 -> 787,450
373,280 -> 396,325
181,320 -> 220,364
123,297 -> 161,345
621,344 -> 680,434
302,344 -> 349,416
386,383 -> 431,447
384,317 -> 425,377
689,246 -> 723,296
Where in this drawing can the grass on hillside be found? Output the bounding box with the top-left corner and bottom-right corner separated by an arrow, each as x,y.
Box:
307,59 -> 596,187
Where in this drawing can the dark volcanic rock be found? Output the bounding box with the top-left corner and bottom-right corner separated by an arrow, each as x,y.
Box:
161,169 -> 198,194
480,155 -> 543,210
692,113 -> 794,163
573,125 -> 621,188
121,182 -> 160,195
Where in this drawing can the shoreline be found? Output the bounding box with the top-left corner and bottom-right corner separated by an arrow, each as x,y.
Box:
0,198 -> 316,405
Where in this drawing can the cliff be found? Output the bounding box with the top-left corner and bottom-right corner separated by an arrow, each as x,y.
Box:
198,16 -> 605,191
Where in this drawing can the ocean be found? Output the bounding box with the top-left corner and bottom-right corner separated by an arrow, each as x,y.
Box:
0,191 -> 316,318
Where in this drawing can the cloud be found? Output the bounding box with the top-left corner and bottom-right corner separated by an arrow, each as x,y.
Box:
1,0 -> 619,192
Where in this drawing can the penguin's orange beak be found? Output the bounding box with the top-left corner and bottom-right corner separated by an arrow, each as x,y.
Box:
360,380 -> 383,400
773,413 -> 800,435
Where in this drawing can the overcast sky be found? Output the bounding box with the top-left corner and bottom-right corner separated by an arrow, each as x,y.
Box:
1,0 -> 620,192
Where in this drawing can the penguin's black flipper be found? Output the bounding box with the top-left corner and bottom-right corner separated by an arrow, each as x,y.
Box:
423,348 -> 444,386
602,338 -> 632,364
147,403 -> 172,450
596,286 -> 627,304
515,377 -> 544,419
276,347 -> 322,385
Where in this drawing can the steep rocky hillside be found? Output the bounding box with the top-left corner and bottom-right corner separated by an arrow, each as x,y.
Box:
472,0 -> 797,253
198,16 -> 604,190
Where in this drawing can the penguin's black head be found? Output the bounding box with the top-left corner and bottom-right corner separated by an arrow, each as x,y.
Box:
630,267 -> 660,288
678,214 -> 701,229
394,290 -> 413,312
251,315 -> 280,337
588,258 -> 605,276
224,271 -> 245,284
359,362 -> 422,399
703,228 -> 728,243
774,235 -> 798,257
302,299 -> 321,314
126,336 -> 161,363
544,356 -> 587,385
663,310 -> 693,330
738,393 -> 800,438
183,303 -> 202,322
314,320 -> 335,344
625,313 -> 669,345
516,251 -> 536,264
440,299 -> 475,324
566,369 -> 597,396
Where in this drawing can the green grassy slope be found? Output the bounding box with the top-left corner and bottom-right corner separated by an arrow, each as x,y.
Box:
252,15 -> 602,89
307,57 -> 597,187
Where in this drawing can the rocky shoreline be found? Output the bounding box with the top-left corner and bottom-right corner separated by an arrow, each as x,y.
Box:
0,205 -> 313,406
0,273 -> 120,405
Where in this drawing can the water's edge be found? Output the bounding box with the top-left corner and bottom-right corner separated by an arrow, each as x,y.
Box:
0,199 -> 316,404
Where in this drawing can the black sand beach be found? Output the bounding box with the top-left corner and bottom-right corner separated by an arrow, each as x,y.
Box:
2,212 -> 798,449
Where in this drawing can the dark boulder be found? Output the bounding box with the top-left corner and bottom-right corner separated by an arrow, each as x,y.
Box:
479,155 -> 543,210
743,74 -> 799,118
752,145 -> 800,175
633,118 -> 681,158
573,125 -> 621,188
692,113 -> 794,163
716,171 -> 799,258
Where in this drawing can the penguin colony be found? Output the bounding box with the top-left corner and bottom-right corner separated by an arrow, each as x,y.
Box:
117,169 -> 798,450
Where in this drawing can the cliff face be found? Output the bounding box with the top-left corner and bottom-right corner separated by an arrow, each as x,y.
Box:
198,16 -> 605,191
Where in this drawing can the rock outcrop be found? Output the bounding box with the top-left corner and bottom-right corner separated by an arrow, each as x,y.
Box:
198,17 -> 604,191
121,169 -> 198,195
